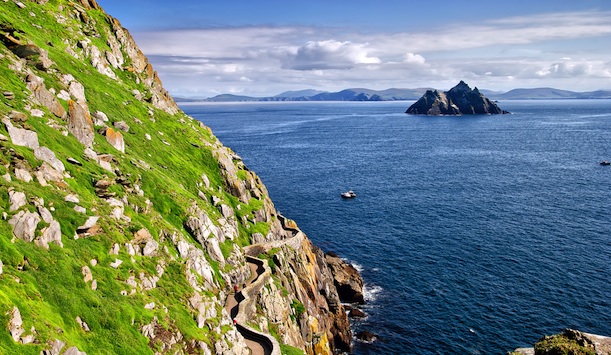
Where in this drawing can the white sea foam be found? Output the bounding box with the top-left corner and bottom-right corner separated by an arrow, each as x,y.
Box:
341,257 -> 363,273
363,283 -> 382,302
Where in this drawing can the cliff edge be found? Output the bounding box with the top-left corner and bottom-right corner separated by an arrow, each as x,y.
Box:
0,1 -> 358,354
406,80 -> 510,115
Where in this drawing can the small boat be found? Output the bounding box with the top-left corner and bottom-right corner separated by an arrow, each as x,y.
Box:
341,190 -> 356,199
600,160 -> 610,166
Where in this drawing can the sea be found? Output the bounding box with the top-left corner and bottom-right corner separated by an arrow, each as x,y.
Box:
180,100 -> 611,355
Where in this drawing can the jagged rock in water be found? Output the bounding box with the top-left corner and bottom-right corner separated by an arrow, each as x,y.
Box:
406,80 -> 509,115
356,331 -> 377,343
325,252 -> 365,304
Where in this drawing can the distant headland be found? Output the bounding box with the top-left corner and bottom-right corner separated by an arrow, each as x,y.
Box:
174,86 -> 611,103
406,81 -> 510,115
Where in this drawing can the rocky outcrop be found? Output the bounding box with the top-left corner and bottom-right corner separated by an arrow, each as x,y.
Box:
406,80 -> 509,115
325,252 -> 365,304
511,329 -> 611,355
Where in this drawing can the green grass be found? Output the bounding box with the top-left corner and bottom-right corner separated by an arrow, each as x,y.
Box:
0,0 -> 286,353
534,333 -> 596,355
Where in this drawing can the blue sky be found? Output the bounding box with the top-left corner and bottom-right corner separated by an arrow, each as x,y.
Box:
97,0 -> 611,97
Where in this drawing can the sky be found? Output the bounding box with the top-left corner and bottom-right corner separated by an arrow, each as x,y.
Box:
96,0 -> 611,98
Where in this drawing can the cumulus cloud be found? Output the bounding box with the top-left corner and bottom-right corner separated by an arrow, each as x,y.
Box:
403,53 -> 426,65
281,40 -> 381,70
132,11 -> 611,96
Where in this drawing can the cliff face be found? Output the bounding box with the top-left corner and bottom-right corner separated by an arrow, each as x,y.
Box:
0,1 -> 356,354
406,81 -> 509,115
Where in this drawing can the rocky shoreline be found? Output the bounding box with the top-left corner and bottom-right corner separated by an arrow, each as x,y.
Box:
510,329 -> 611,355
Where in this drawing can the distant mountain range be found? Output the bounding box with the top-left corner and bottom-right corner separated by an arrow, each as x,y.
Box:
173,87 -> 611,102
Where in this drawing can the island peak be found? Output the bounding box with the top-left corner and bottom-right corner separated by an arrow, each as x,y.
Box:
406,81 -> 510,115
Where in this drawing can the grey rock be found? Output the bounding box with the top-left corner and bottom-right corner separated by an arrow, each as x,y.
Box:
67,100 -> 94,147
37,205 -> 54,223
25,74 -> 65,118
104,127 -> 125,153
34,146 -> 65,172
36,162 -> 64,183
2,117 -> 39,149
63,346 -> 86,355
0,259 -> 3,274
8,307 -> 24,342
142,239 -> 159,257
76,316 -> 90,332
356,331 -> 376,343
14,168 -> 33,182
68,80 -> 87,104
112,121 -> 129,133
9,210 -> 41,242
8,190 -> 27,211
64,194 -> 80,203
38,220 -> 62,249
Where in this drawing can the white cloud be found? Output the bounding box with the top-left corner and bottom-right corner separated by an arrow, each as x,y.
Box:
131,11 -> 611,96
281,40 -> 381,70
403,53 -> 426,65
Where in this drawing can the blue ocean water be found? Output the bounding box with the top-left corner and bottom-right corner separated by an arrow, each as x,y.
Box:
181,100 -> 611,354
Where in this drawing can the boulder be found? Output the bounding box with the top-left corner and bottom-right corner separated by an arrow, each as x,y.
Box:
8,307 -> 24,342
356,331 -> 377,343
67,100 -> 94,147
8,190 -> 27,211
38,220 -> 62,248
406,81 -> 509,115
113,120 -> 130,132
25,74 -> 65,117
104,127 -> 125,153
325,252 -> 365,304
9,210 -> 41,242
2,117 -> 39,149
34,146 -> 65,172
91,110 -> 109,125
349,308 -> 366,318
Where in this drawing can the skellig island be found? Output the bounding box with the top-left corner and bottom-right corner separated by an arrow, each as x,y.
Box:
406,81 -> 510,115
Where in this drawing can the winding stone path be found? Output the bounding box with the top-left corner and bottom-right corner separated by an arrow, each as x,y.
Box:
225,256 -> 280,355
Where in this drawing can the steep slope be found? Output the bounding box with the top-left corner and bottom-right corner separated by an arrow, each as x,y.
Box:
0,1 -> 356,354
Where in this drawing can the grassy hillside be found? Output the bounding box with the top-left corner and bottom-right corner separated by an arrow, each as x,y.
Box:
0,1 -> 276,353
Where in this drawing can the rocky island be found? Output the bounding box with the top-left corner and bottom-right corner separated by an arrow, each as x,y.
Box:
0,1 -> 363,354
406,80 -> 510,115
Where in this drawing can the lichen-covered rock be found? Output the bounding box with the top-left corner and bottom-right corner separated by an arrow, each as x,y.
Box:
67,100 -> 94,147
104,127 -> 125,153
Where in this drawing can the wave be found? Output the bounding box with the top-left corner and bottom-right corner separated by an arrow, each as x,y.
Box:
363,284 -> 383,302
